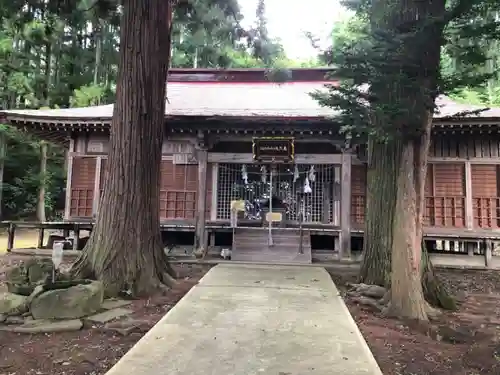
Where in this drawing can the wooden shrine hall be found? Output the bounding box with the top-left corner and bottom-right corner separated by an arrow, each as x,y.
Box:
1,68 -> 500,266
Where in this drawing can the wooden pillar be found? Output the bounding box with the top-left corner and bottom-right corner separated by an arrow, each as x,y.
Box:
37,228 -> 45,249
195,147 -> 208,251
332,165 -> 341,226
340,151 -> 352,259
92,156 -> 103,218
485,239 -> 493,268
210,231 -> 216,248
464,161 -> 473,229
64,139 -> 75,220
322,183 -> 331,223
73,224 -> 80,250
7,222 -> 16,252
210,163 -> 218,221
37,141 -> 48,222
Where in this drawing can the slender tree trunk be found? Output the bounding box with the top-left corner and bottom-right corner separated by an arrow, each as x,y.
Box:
37,142 -> 48,222
359,139 -> 400,287
72,0 -> 176,297
44,41 -> 52,107
93,21 -> 102,87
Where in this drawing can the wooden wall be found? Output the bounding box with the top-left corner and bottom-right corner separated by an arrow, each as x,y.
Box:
424,163 -> 465,227
430,135 -> 500,158
67,134 -> 213,221
69,157 -> 96,218
68,132 -> 500,231
471,165 -> 499,228
351,134 -> 500,229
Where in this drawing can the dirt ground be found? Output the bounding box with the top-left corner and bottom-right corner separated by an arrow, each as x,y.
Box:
0,254 -> 211,375
1,254 -> 500,375
333,268 -> 500,375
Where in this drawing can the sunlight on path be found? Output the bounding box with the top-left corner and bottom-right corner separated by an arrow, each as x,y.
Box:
0,230 -> 40,253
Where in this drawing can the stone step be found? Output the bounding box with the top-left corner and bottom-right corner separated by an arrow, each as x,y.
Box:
235,237 -> 310,246
231,253 -> 312,264
232,227 -> 312,264
235,243 -> 310,250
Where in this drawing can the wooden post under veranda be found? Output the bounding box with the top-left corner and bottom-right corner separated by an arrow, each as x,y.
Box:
37,141 -> 48,222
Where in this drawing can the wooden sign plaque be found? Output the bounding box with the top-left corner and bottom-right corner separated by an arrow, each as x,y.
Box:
252,137 -> 294,163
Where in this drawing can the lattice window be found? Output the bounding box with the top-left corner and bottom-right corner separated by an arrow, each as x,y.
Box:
471,164 -> 500,228
425,196 -> 465,227
424,163 -> 466,228
70,157 -> 96,218
351,164 -> 366,226
70,189 -> 94,217
216,163 -> 337,223
160,190 -> 196,219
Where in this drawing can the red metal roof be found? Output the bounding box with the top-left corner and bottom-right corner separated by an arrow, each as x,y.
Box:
0,81 -> 337,121
0,69 -> 499,122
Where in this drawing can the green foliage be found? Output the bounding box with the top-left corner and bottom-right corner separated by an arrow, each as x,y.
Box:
245,0 -> 286,67
0,125 -> 65,219
70,84 -> 107,107
171,0 -> 296,68
312,0 -> 500,142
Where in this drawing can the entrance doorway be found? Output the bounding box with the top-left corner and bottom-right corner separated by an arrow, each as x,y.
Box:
216,163 -> 340,225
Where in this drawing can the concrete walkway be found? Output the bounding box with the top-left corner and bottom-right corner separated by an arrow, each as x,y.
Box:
105,264 -> 383,375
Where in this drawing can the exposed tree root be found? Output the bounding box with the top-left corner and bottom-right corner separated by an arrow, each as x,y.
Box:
421,242 -> 456,310
351,283 -> 445,322
71,235 -> 177,298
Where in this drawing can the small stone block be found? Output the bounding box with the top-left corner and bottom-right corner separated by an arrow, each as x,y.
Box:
85,308 -> 133,324
0,319 -> 83,333
101,299 -> 132,310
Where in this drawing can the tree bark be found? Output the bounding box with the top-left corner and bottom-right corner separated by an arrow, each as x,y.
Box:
388,117 -> 431,321
359,138 -> 400,287
43,42 -> 52,107
361,143 -> 456,310
93,20 -> 102,90
72,0 -> 175,297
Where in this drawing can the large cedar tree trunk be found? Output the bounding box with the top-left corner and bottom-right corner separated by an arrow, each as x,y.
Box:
72,0 -> 175,297
365,0 -> 452,320
388,124 -> 431,320
361,137 -> 456,310
359,139 -> 400,287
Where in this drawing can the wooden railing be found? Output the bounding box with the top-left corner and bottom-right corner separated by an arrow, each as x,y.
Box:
352,195 -> 500,229
473,197 -> 500,228
424,196 -> 465,227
